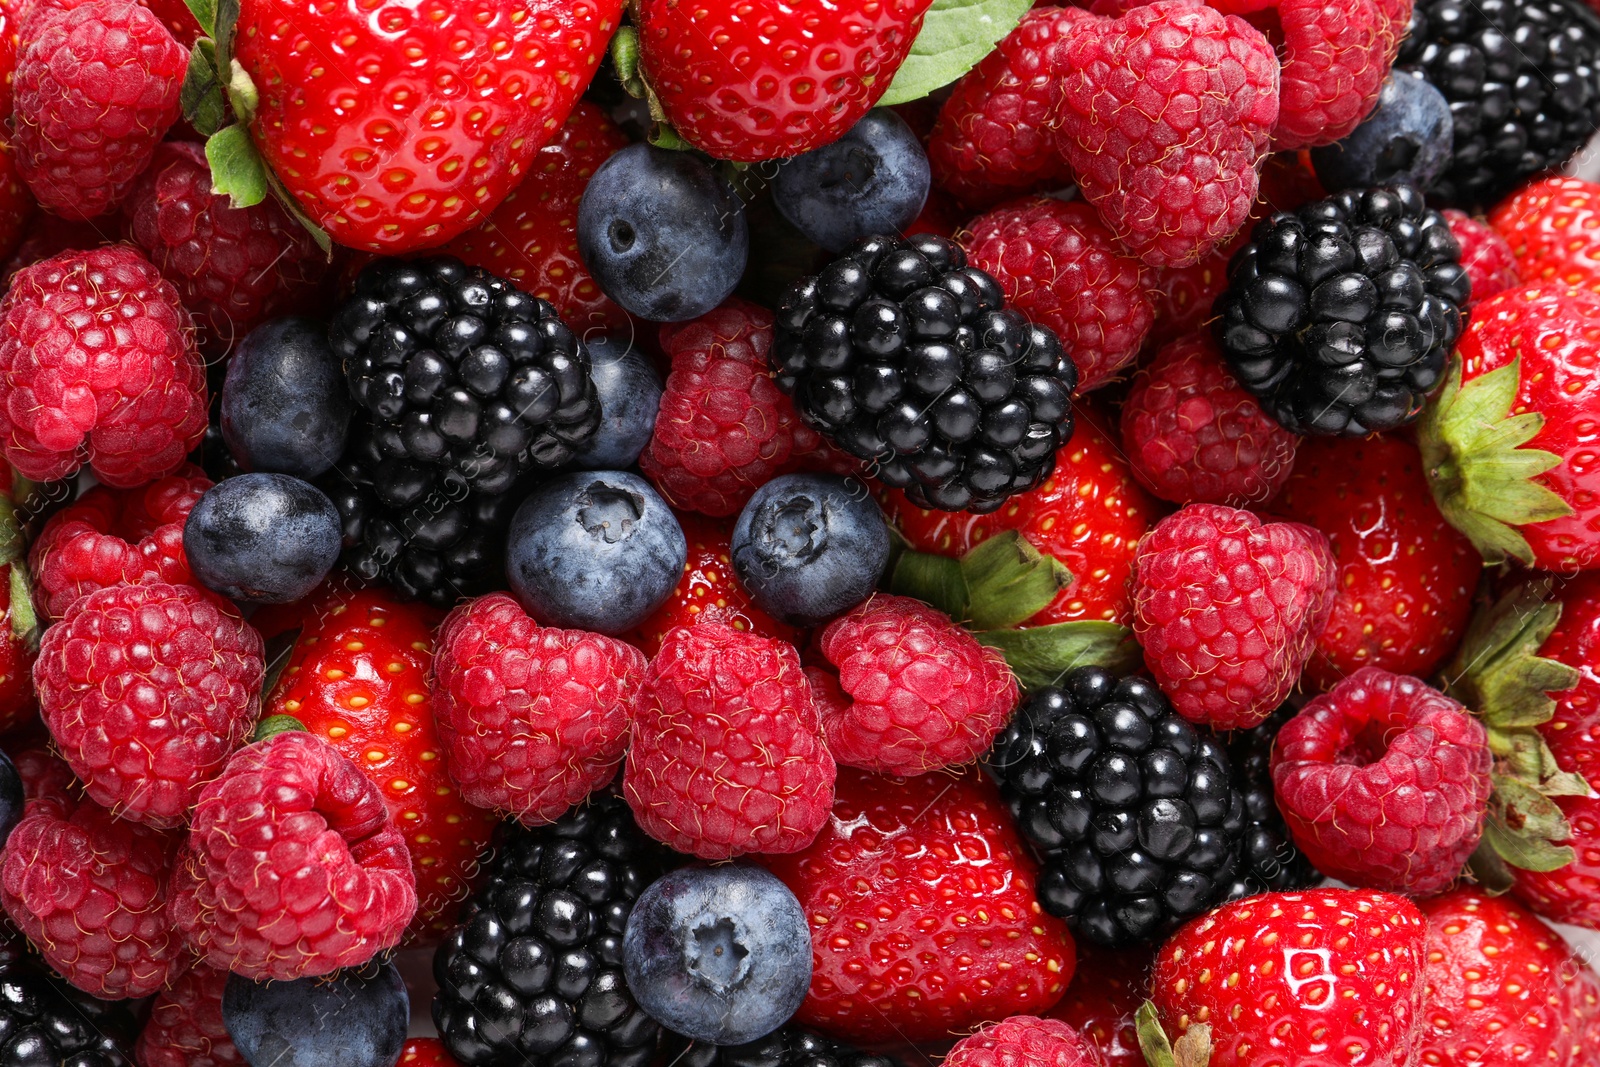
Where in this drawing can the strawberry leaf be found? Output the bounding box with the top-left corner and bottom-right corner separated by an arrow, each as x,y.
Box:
877,0 -> 1033,106
181,39 -> 226,138
206,124 -> 269,208
1468,836 -> 1517,894
251,714 -> 307,743
974,620 -> 1139,689
1174,1024 -> 1214,1067
183,0 -> 215,34
213,0 -> 240,73
1443,580 -> 1580,732
260,627 -> 302,698
961,531 -> 1071,630
7,564 -> 37,654
891,549 -> 969,621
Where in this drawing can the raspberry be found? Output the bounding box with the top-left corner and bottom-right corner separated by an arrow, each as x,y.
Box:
0,213 -> 103,286
0,792 -> 184,999
172,730 -> 417,980
1132,503 -> 1336,730
961,196 -> 1153,392
122,142 -> 330,356
433,592 -> 647,826
12,0 -> 183,219
27,464 -> 210,619
1272,667 -> 1492,896
1443,209 -> 1519,306
814,594 -> 1018,775
36,581 -> 263,827
945,1016 -> 1104,1067
134,963 -> 242,1067
641,298 -> 818,517
1119,335 -> 1298,507
0,245 -> 207,488
925,7 -> 1093,209
623,622 -> 835,859
1050,0 -> 1280,268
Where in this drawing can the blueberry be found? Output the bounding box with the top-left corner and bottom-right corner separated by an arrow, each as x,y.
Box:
623,865 -> 811,1045
506,471 -> 687,634
220,317 -> 352,479
0,750 -> 20,850
568,334 -> 663,470
577,144 -> 749,323
1311,75 -> 1454,193
222,959 -> 407,1067
730,473 -> 890,627
772,110 -> 931,253
184,473 -> 342,604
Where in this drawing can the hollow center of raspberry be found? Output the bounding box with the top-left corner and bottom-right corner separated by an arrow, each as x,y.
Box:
688,916 -> 750,994
766,500 -> 823,562
577,485 -> 642,544
1337,720 -> 1405,767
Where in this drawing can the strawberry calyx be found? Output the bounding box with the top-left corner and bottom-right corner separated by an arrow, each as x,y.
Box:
608,23 -> 695,152
1137,1002 -> 1213,1067
0,487 -> 38,656
251,714 -> 307,743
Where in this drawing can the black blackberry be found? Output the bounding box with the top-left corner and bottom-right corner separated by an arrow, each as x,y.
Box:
1396,0 -> 1600,207
324,256 -> 601,605
1222,707 -> 1321,900
662,1026 -> 896,1067
432,795 -> 673,1067
986,666 -> 1246,947
1215,185 -> 1471,437
0,939 -> 137,1066
771,233 -> 1077,514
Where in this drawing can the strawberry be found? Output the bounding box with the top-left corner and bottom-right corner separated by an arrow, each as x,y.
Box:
264,585 -> 498,943
1047,945 -> 1150,1067
763,766 -> 1076,1043
399,1038 -> 461,1066
1489,176 -> 1600,295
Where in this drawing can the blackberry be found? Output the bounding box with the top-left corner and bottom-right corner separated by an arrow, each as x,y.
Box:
771,233 -> 1077,514
324,256 -> 601,605
1222,707 -> 1321,900
1215,185 -> 1471,437
432,795 -> 673,1067
986,666 -> 1246,947
0,939 -> 137,1066
1396,0 -> 1600,207
662,1026 -> 896,1067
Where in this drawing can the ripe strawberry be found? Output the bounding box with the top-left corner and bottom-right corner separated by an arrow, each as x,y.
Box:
1274,435 -> 1480,689
233,0 -> 624,252
945,1016 -> 1103,1067
1419,283 -> 1600,572
1444,208 -> 1519,307
1149,889 -> 1429,1066
1047,945 -> 1149,1067
265,587 -> 498,943
134,963 -> 241,1067
1540,571 -> 1600,788
763,766 -> 1076,1043
1510,795 -> 1600,930
139,0 -> 200,44
1488,176 -> 1600,294
398,1038 -> 461,1067
635,0 -> 934,162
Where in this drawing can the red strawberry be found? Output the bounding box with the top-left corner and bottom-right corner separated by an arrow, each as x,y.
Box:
1540,571 -> 1600,788
1047,945 -> 1150,1067
1489,176 -> 1600,294
763,766 -> 1076,1044
1510,795 -> 1600,930
233,0 -> 623,252
265,586 -> 497,943
398,1039 -> 462,1067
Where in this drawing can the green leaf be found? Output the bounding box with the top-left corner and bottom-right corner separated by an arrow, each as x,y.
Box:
183,0 -> 215,35
262,167 -> 333,255
961,532 -> 1071,630
226,57 -> 259,127
260,627 -> 301,699
206,124 -> 268,208
877,0 -> 1034,106
251,714 -> 306,744
975,621 -> 1140,690
213,0 -> 240,72
8,564 -> 37,655
1443,580 -> 1578,731
890,549 -> 969,621
610,25 -> 645,97
1137,1003 -> 1178,1067
1468,836 -> 1517,894
181,40 -> 226,138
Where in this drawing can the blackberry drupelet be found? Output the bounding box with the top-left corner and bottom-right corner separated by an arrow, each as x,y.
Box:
433,794 -> 672,1067
772,233 -> 1077,514
987,666 -> 1246,947
1396,0 -> 1600,207
0,938 -> 137,1066
663,1026 -> 896,1067
324,256 -> 601,605
1223,707 -> 1321,900
1215,185 -> 1470,437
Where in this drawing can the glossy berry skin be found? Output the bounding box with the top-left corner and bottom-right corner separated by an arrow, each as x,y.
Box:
36,581 -> 263,827
1540,572 -> 1600,788
184,474 -> 342,605
1511,795 -> 1600,929
569,335 -> 661,471
635,0 -> 933,162
0,939 -> 139,1066
1311,74 -> 1453,193
1273,668 -> 1492,896
765,767 -> 1075,1043
577,145 -> 749,323
12,0 -> 183,220
773,110 -> 930,253
1223,708 -> 1322,899
173,730 -> 417,980
222,959 -> 408,1067
434,592 -> 645,826
1489,176 -> 1600,292
135,963 -> 241,1067
962,196 -> 1153,391
1274,435 -> 1480,689
1151,889 -> 1429,1067
1046,945 -> 1150,1067
946,1016 -> 1104,1067
398,1039 -> 461,1067
234,0 -> 623,252
1443,208 -> 1519,306
220,317 -> 352,480
0,245 -> 206,488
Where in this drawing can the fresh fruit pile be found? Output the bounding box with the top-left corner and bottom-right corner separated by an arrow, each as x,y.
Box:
0,0 -> 1597,1064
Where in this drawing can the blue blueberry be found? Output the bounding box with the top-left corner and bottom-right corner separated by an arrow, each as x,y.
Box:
220,316 -> 352,479
506,471 -> 686,634
0,750 -> 21,851
577,144 -> 749,323
222,959 -> 407,1067
569,334 -> 663,470
623,864 -> 811,1046
731,473 -> 890,628
772,110 -> 931,252
184,473 -> 342,604
1311,74 -> 1454,193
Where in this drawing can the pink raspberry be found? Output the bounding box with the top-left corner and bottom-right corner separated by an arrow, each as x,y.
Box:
35,581 -> 263,827
433,592 -> 647,826
0,245 -> 207,488
172,730 -> 417,980
945,1016 -> 1105,1067
1272,667 -> 1493,896
1444,208 -> 1519,307
814,594 -> 1018,775
1120,335 -> 1298,506
135,963 -> 242,1067
961,196 -> 1153,391
12,0 -> 184,219
1132,503 -> 1336,730
624,622 -> 835,859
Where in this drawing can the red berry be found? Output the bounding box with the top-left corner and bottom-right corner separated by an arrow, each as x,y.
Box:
1488,175 -> 1600,294
0,145 -> 35,269
0,212 -> 102,285
1047,945 -> 1149,1067
134,963 -> 242,1067
398,1038 -> 463,1067
1511,794 -> 1600,930
36,581 -> 263,828
1272,667 -> 1492,896
624,622 -> 835,859
1540,571 -> 1600,788
945,1016 -> 1103,1067
137,0 -> 200,44
1443,208 -> 1519,307
172,730 -> 417,980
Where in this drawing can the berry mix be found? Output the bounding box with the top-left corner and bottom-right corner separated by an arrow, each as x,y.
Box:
0,0 -> 1597,1064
